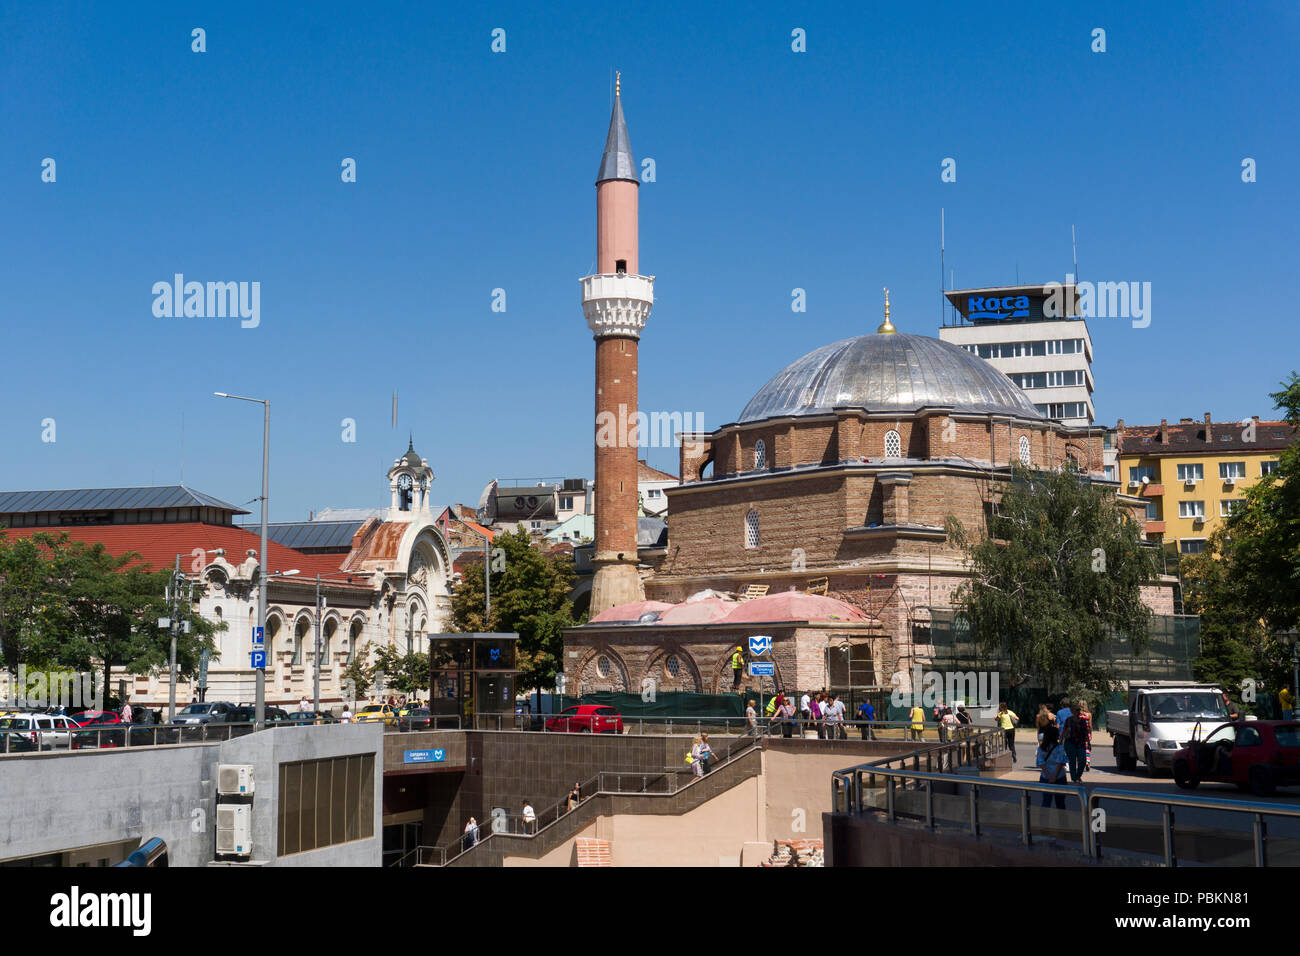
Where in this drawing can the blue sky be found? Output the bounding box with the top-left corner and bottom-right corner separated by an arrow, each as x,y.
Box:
2,1 -> 1296,518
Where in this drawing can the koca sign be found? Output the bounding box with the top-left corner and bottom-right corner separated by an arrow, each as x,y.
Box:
967,294 -> 1029,320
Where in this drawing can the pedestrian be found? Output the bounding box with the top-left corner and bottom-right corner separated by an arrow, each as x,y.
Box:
1056,697 -> 1073,731
1038,725 -> 1067,809
857,699 -> 876,740
800,692 -> 811,727
1077,698 -> 1094,771
463,817 -> 479,851
955,704 -> 972,738
746,699 -> 758,736
1282,686 -> 1295,722
566,782 -> 582,812
1035,703 -> 1052,742
341,705 -> 352,723
522,800 -> 536,834
996,701 -> 1020,762
121,699 -> 133,724
1222,692 -> 1242,721
908,701 -> 926,741
822,694 -> 841,740
809,694 -> 824,739
940,705 -> 958,743
1061,701 -> 1090,782
299,695 -> 310,713
691,734 -> 714,777
730,646 -> 744,690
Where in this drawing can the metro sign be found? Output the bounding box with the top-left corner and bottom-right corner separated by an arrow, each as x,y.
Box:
748,635 -> 772,656
967,294 -> 1029,321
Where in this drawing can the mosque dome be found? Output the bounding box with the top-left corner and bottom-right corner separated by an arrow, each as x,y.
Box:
737,331 -> 1042,424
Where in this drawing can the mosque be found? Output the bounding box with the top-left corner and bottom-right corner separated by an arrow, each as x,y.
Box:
564,83 -> 1173,701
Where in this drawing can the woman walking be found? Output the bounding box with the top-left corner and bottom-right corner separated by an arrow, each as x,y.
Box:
996,701 -> 1020,763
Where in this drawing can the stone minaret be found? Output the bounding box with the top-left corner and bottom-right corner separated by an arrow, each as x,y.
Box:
581,74 -> 653,614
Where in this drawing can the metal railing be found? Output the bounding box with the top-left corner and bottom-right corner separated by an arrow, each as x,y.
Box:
831,760 -> 1300,866
414,713 -> 966,738
395,732 -> 768,867
0,717 -> 352,755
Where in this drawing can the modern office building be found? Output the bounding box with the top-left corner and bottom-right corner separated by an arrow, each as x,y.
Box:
1116,414 -> 1297,556
940,282 -> 1095,426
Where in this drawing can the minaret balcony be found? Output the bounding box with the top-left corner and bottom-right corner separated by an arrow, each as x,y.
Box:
581,273 -> 655,338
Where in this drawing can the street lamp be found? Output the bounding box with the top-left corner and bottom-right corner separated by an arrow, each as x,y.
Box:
214,391 -> 271,728
1280,629 -> 1299,719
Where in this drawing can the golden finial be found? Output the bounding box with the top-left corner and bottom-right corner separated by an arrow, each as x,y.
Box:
616,71 -> 621,97
878,286 -> 897,334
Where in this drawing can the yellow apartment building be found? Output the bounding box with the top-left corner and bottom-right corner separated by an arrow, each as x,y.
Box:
1116,413 -> 1295,558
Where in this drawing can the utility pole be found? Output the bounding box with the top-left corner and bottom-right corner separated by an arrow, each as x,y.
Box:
315,574 -> 323,715
167,554 -> 191,723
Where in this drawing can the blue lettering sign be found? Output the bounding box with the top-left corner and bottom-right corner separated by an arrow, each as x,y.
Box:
967,294 -> 1030,320
404,749 -> 447,764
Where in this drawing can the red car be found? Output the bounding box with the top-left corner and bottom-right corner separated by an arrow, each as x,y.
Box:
545,705 -> 623,734
69,710 -> 122,727
1173,720 -> 1300,796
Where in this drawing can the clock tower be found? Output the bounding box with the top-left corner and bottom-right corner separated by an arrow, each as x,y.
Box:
388,438 -> 434,519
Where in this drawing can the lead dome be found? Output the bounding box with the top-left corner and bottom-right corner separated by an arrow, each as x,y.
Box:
738,331 -> 1043,424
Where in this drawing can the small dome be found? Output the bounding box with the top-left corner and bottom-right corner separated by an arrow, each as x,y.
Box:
399,438 -> 423,468
738,332 -> 1042,423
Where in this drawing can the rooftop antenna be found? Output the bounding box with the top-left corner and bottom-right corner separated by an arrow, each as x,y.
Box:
1072,224 -> 1079,284
940,208 -> 946,326
179,411 -> 184,485
392,389 -> 398,428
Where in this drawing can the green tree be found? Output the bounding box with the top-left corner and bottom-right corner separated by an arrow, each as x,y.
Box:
371,645 -> 430,699
0,532 -> 70,674
1183,372 -> 1300,702
947,463 -> 1159,693
450,528 -> 583,696
339,654 -> 374,704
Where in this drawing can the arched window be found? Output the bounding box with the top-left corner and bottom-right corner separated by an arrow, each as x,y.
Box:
597,655 -> 611,678
1018,435 -> 1031,465
754,440 -> 767,470
665,655 -> 681,678
267,616 -> 282,656
745,509 -> 760,548
293,618 -> 308,665
884,429 -> 902,458
348,620 -> 362,663
322,619 -> 336,662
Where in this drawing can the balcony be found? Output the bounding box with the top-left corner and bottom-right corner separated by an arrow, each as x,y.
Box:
580,273 -> 655,338
1145,520 -> 1166,535
1140,483 -> 1164,497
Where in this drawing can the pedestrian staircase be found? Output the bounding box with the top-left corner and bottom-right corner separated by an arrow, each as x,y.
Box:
575,837 -> 612,867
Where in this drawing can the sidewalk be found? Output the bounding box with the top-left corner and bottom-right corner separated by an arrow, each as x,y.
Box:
1003,729 -> 1116,784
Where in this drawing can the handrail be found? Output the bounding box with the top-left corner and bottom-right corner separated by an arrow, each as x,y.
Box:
402,731 -> 767,866
831,760 -> 1300,866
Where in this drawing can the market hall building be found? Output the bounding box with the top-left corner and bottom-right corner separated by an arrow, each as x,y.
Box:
565,297 -> 1181,701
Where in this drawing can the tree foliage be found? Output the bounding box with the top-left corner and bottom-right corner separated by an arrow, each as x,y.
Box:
371,644 -> 430,699
0,531 -> 222,702
947,463 -> 1159,693
449,528 -> 582,693
1184,372 -> 1300,699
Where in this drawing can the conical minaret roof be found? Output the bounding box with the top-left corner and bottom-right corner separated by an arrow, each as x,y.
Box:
596,75 -> 637,184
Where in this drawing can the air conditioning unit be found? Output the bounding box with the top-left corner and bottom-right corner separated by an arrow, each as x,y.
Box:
217,764 -> 255,795
1224,477 -> 1236,486
216,805 -> 252,857
1192,514 -> 1206,524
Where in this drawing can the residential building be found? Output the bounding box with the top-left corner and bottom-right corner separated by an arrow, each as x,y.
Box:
1116,414 -> 1297,557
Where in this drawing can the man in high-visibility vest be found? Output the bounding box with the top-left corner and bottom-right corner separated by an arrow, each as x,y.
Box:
730,647 -> 744,689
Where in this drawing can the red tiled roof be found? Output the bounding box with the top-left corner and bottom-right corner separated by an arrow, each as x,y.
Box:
0,522 -> 346,577
1118,419 -> 1295,456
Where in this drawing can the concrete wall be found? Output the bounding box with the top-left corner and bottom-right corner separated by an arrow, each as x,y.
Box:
219,722 -> 384,867
605,775 -> 762,866
0,744 -> 220,867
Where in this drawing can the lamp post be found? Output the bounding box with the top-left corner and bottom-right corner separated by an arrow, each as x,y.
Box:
214,391 -> 271,728
1282,629 -> 1299,719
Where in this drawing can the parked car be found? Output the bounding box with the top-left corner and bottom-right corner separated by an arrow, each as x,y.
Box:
355,704 -> 400,727
545,704 -> 623,734
400,708 -> 433,730
1173,720 -> 1300,796
0,712 -> 78,749
0,730 -> 40,753
174,702 -> 238,725
229,705 -> 291,724
69,710 -> 121,727
287,711 -> 339,726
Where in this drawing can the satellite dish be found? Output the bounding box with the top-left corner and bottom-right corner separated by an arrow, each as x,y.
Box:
1141,476 -> 1150,485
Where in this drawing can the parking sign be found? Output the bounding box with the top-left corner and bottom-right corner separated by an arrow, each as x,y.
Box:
250,650 -> 266,669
